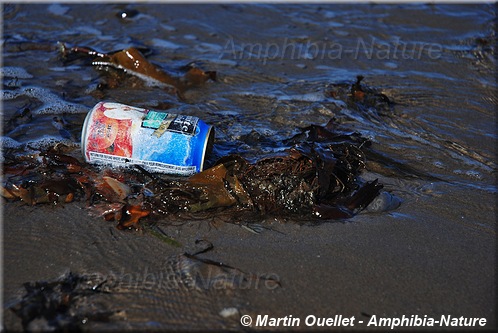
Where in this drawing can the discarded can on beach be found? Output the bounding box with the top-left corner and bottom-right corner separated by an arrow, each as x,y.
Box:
81,101 -> 214,175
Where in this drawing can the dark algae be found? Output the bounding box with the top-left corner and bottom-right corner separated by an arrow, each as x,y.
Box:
2,116 -> 386,229
146,121 -> 383,221
9,272 -> 117,332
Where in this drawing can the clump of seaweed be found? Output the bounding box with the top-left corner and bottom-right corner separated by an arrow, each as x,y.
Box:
143,120 -> 382,221
8,272 -> 118,332
2,119 -> 382,229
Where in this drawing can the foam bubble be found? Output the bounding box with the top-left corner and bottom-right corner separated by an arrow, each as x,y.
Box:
0,137 -> 23,163
0,136 -> 22,149
25,136 -> 79,150
0,66 -> 34,79
2,90 -> 20,100
2,86 -> 87,114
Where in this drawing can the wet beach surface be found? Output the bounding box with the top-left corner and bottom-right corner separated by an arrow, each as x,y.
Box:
2,3 -> 496,331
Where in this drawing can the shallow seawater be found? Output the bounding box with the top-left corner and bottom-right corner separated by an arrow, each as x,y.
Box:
2,3 -> 496,331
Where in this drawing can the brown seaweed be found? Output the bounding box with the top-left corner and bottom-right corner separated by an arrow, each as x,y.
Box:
9,272 -> 117,332
328,75 -> 395,116
134,122 -> 383,222
2,121 -> 383,229
59,43 -> 216,99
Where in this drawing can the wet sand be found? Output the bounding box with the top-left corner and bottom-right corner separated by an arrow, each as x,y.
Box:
2,176 -> 495,331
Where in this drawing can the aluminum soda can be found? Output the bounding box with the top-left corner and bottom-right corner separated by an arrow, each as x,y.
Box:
81,101 -> 214,175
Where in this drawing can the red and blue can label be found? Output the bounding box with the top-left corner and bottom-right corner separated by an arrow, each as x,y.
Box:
81,102 -> 214,175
